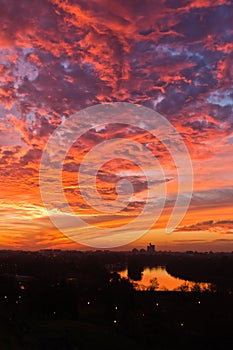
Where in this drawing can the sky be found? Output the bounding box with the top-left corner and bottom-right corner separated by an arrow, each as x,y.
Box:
0,0 -> 233,251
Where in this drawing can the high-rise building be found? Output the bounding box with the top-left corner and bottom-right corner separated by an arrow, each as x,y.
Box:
147,243 -> 155,253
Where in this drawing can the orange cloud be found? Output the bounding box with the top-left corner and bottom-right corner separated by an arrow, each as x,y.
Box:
0,0 -> 233,250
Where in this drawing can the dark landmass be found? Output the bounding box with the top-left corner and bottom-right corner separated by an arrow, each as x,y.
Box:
0,250 -> 232,349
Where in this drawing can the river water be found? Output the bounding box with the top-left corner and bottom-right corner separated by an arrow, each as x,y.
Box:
118,266 -> 212,291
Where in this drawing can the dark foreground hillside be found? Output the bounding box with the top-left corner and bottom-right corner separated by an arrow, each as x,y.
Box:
0,250 -> 232,349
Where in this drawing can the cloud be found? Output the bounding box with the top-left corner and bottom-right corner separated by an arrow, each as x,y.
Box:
176,219 -> 233,234
0,0 -> 233,249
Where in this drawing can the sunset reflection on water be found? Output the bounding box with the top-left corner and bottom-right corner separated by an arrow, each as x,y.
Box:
118,266 -> 212,291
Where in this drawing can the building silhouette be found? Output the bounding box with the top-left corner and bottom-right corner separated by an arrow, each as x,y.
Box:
147,243 -> 155,253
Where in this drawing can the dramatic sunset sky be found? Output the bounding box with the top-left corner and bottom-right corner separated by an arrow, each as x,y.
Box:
0,0 -> 233,251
